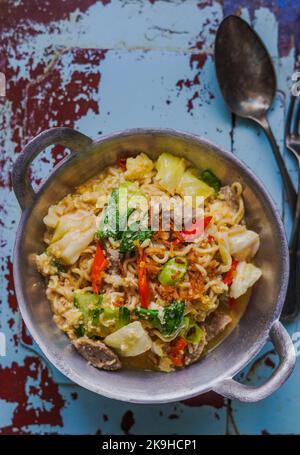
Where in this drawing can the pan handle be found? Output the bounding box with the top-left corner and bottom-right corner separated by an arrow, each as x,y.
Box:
12,127 -> 93,210
212,321 -> 296,402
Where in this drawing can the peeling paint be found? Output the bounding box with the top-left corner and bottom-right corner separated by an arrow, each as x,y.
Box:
0,0 -> 298,435
121,410 -> 135,435
4,257 -> 17,314
264,356 -> 276,369
175,17 -> 217,113
244,350 -> 276,382
182,391 -> 225,409
0,357 -> 64,434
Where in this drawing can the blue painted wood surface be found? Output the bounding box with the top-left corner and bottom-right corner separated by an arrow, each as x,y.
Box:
0,0 -> 299,434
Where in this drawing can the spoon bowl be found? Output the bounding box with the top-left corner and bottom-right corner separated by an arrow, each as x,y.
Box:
215,15 -> 276,120
215,14 -> 298,320
215,15 -> 296,212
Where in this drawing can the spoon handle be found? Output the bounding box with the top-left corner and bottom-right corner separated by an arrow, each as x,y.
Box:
281,166 -> 300,322
257,116 -> 297,213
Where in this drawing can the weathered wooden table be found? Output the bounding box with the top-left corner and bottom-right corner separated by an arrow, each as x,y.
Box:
0,0 -> 299,435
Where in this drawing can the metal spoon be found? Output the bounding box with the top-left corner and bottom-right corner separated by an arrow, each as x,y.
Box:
215,15 -> 296,212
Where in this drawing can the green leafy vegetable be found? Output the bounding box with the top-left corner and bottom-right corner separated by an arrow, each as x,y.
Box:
74,293 -> 133,336
135,300 -> 185,336
158,257 -> 188,286
181,316 -> 204,345
96,188 -> 122,240
135,307 -> 159,321
118,306 -> 131,328
95,183 -> 150,249
98,306 -> 119,332
51,259 -> 66,273
162,301 -> 185,336
200,169 -> 221,193
74,292 -> 103,315
91,308 -> 102,326
120,221 -> 152,253
74,324 -> 85,338
117,182 -> 141,230
74,293 -> 103,335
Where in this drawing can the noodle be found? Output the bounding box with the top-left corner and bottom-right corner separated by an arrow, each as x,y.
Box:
35,152 -> 262,372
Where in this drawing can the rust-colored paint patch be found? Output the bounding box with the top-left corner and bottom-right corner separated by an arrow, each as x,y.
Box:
0,356 -> 65,434
0,0 -> 103,30
176,74 -> 200,90
245,350 -> 275,382
190,45 -> 208,71
182,391 -> 225,409
264,356 -> 276,369
8,318 -> 15,329
1,31 -> 106,158
21,321 -> 33,346
175,19 -> 216,114
121,410 -> 135,435
4,256 -> 18,313
187,91 -> 200,113
25,48 -> 107,159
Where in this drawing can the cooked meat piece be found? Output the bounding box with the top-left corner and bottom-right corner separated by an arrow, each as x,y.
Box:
103,241 -> 121,272
205,312 -> 232,342
73,337 -> 122,371
219,185 -> 239,212
184,336 -> 207,366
